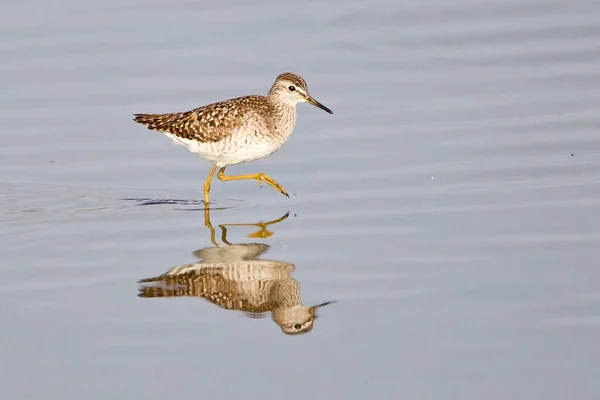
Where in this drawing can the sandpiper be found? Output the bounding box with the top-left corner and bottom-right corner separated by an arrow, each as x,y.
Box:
133,72 -> 333,203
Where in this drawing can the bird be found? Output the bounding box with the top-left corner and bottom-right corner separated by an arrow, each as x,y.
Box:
132,72 -> 333,203
137,243 -> 334,335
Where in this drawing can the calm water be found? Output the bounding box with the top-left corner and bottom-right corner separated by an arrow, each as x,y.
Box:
2,0 -> 600,399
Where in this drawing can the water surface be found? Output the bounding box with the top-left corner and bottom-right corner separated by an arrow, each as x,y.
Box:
2,0 -> 600,399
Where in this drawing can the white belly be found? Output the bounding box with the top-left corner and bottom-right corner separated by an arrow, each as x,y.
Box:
162,131 -> 283,167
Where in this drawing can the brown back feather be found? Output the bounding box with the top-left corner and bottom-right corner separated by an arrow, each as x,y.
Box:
132,95 -> 271,143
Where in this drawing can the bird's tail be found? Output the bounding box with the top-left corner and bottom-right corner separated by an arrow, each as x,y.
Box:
137,277 -> 188,298
137,285 -> 182,298
132,112 -> 180,132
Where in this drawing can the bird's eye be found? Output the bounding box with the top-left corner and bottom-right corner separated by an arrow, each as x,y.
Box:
288,85 -> 296,91
293,323 -> 302,330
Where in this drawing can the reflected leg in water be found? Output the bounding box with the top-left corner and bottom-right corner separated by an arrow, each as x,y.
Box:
220,211 -> 290,243
203,206 -> 289,246
216,166 -> 289,198
203,207 -> 219,246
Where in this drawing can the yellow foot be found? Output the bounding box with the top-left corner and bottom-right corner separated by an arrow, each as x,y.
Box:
217,167 -> 290,198
255,173 -> 289,198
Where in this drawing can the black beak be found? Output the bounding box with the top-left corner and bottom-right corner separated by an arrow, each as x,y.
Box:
314,300 -> 336,309
305,94 -> 333,114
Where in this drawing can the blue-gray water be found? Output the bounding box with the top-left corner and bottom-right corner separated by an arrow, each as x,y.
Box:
2,1 -> 600,399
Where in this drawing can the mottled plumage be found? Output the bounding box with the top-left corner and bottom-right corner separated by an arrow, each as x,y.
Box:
132,72 -> 333,203
138,243 -> 333,335
275,72 -> 307,90
133,96 -> 275,144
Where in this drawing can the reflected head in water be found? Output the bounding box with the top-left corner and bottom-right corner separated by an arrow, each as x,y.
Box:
273,300 -> 335,335
137,208 -> 335,335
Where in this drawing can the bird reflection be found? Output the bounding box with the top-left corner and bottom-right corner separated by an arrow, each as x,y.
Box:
137,208 -> 334,335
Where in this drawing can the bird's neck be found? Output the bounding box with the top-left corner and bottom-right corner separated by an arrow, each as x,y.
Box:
266,96 -> 297,137
271,279 -> 301,308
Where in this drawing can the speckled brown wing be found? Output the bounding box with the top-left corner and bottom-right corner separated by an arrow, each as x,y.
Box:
132,95 -> 268,143
138,269 -> 274,314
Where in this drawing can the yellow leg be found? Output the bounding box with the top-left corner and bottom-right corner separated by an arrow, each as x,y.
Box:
203,164 -> 218,204
217,167 -> 289,198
